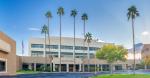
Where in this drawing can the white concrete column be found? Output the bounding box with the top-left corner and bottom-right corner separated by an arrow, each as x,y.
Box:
113,65 -> 115,71
34,63 -> 36,71
79,64 -> 81,72
101,64 -> 103,71
122,64 -> 126,70
83,64 -> 85,72
97,64 -> 99,72
28,63 -> 32,70
53,63 -> 55,72
67,64 -> 69,72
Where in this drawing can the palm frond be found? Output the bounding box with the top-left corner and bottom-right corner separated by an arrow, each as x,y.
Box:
45,11 -> 52,18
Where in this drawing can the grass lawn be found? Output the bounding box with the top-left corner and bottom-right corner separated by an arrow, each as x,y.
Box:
92,74 -> 150,78
17,70 -> 40,74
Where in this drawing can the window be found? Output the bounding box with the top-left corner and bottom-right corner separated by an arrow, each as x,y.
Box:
31,51 -> 43,57
75,46 -> 87,50
102,64 -> 110,71
89,47 -> 99,51
61,45 -> 73,50
61,52 -> 73,55
46,45 -> 58,49
0,60 -> 6,72
75,53 -> 87,56
61,52 -> 73,58
31,44 -> 43,48
115,65 -> 122,70
75,53 -> 87,58
46,51 -> 58,55
90,53 -> 95,58
46,52 -> 59,57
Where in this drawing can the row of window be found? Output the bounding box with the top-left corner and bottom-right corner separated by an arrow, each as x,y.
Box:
31,44 -> 99,51
31,51 -> 94,58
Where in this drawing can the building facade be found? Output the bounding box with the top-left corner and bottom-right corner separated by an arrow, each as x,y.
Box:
0,32 -> 16,75
18,37 -> 149,72
27,37 -> 107,72
19,37 -> 139,72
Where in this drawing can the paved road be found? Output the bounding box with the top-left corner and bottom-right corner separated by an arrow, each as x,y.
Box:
1,70 -> 149,78
0,73 -> 97,78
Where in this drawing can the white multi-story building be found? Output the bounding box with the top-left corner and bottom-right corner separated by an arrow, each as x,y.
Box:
29,37 -> 106,58
27,36 -> 111,72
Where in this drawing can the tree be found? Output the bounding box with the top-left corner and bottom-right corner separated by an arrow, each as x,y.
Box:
81,13 -> 88,72
143,56 -> 150,70
41,24 -> 49,71
96,44 -> 127,74
127,5 -> 139,74
84,32 -> 92,72
71,9 -> 77,72
45,11 -> 52,72
57,6 -> 64,72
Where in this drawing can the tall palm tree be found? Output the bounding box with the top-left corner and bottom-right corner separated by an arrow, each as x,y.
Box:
45,11 -> 52,72
81,13 -> 88,72
84,32 -> 92,72
71,9 -> 77,72
57,7 -> 64,72
127,5 -> 139,74
41,24 -> 49,71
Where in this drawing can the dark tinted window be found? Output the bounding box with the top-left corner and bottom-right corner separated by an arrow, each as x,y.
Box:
31,44 -> 43,48
61,45 -> 73,50
89,47 -> 99,51
75,46 -> 87,50
31,51 -> 43,56
46,45 -> 58,49
0,60 -> 5,71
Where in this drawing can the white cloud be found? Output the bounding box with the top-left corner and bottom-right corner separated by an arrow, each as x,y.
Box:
142,31 -> 149,36
141,31 -> 150,44
97,39 -> 105,42
28,27 -> 40,31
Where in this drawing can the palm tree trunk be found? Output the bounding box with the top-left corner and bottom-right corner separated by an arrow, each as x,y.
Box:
94,54 -> 97,74
44,33 -> 47,71
59,15 -> 62,72
82,20 -> 85,72
88,43 -> 90,72
73,17 -> 76,72
132,18 -> 136,74
47,18 -> 52,72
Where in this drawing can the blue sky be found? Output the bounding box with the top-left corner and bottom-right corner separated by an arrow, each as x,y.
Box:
0,0 -> 150,55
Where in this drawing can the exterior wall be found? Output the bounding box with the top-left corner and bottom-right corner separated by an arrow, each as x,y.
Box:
0,32 -> 16,75
141,44 -> 150,59
16,55 -> 22,71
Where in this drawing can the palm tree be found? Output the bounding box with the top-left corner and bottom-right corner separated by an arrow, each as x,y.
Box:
57,6 -> 64,72
81,13 -> 88,72
127,5 -> 139,74
45,11 -> 52,72
84,32 -> 92,72
41,24 -> 49,71
71,9 -> 77,72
